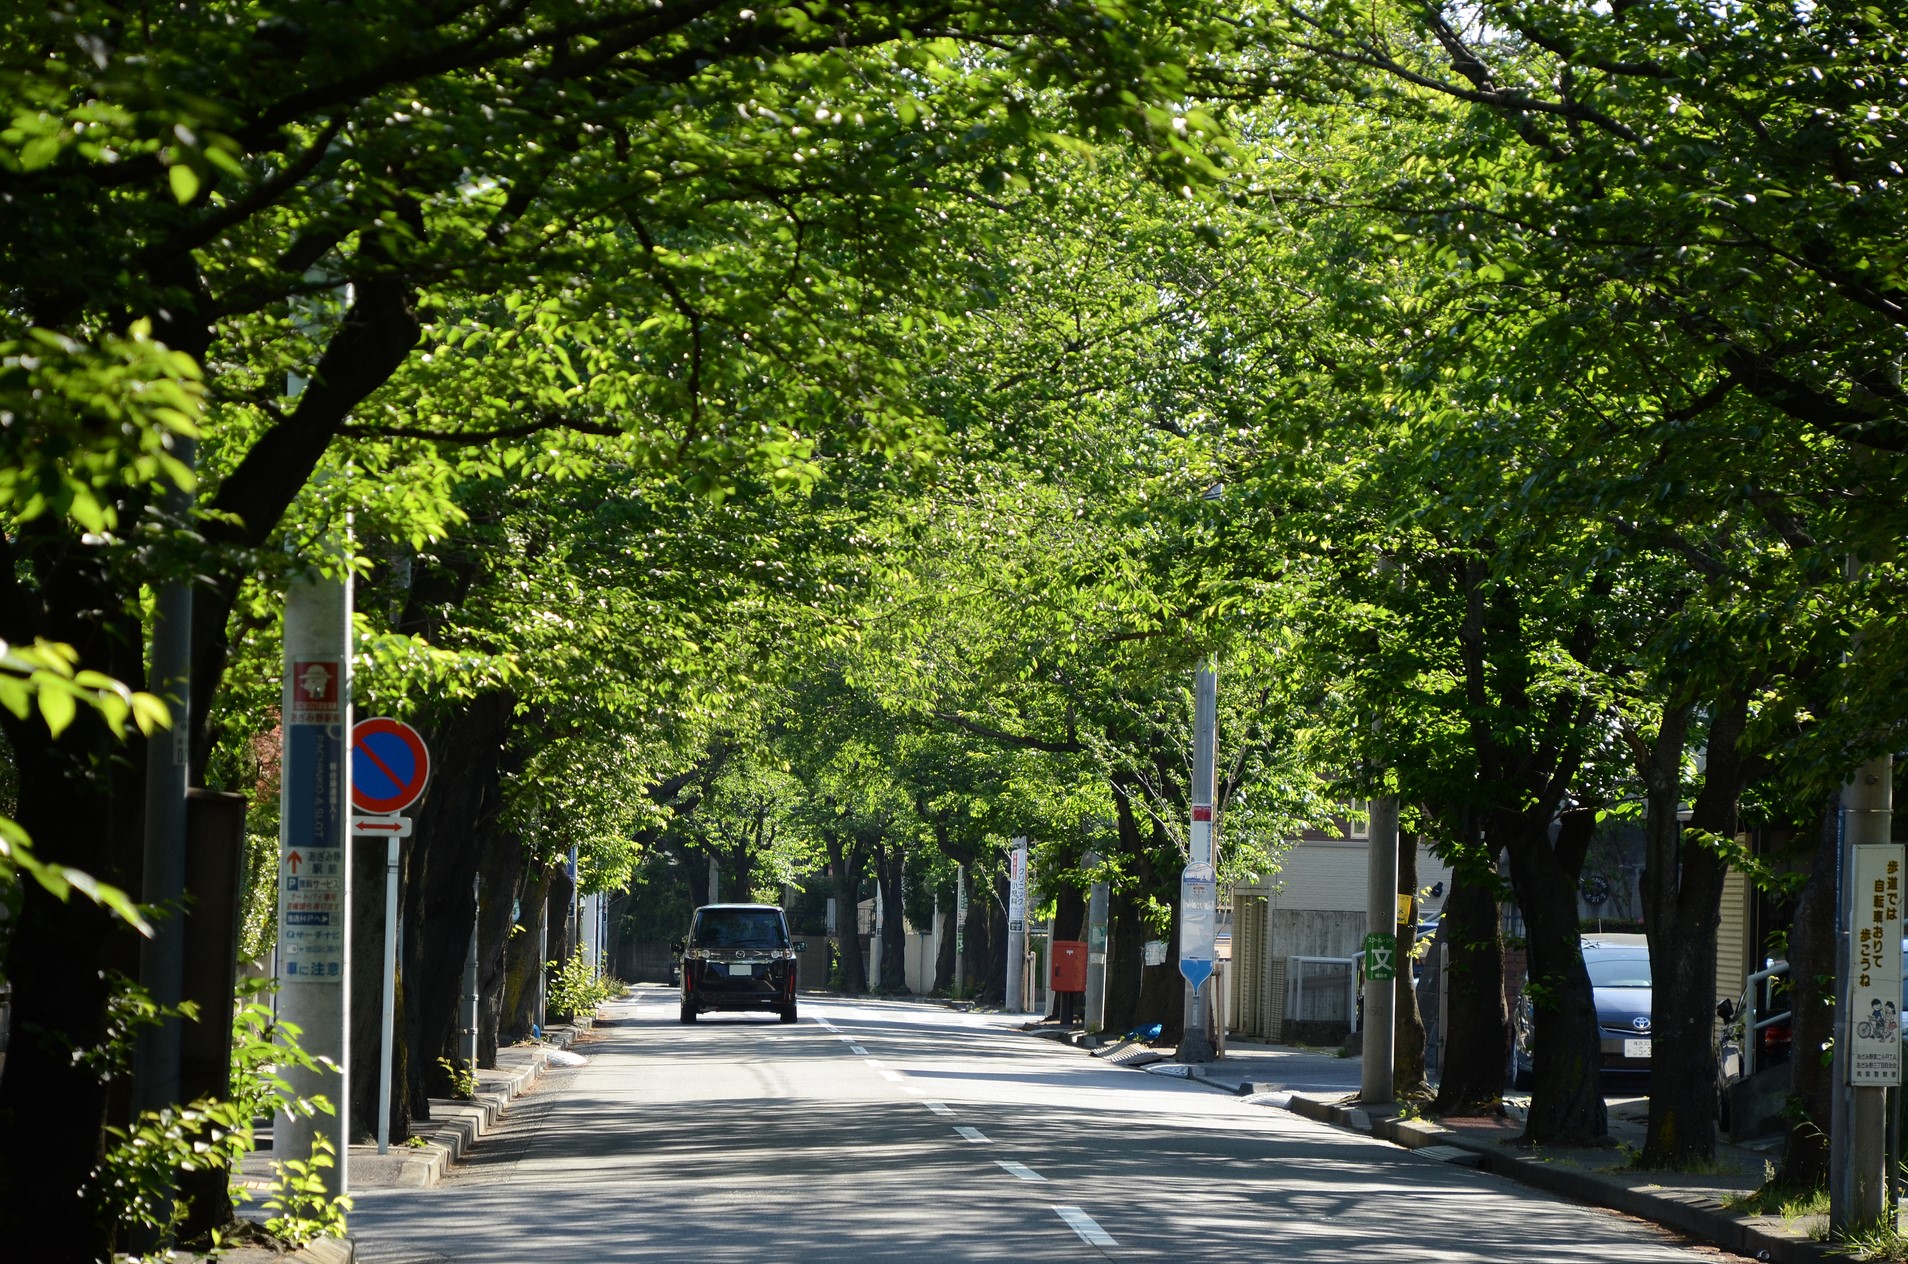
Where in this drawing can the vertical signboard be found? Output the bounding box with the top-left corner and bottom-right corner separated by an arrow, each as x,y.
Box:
1848,844 -> 1904,1086
1007,840 -> 1028,933
1178,861 -> 1217,991
281,658 -> 346,980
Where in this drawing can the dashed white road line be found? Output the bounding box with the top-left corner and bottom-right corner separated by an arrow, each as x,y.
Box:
849,1045 -> 869,1055
878,1070 -> 905,1082
954,1126 -> 989,1143
995,1160 -> 1046,1182
924,1102 -> 954,1116
862,1058 -> 884,1068
1054,1207 -> 1116,1247
815,1018 -> 838,1031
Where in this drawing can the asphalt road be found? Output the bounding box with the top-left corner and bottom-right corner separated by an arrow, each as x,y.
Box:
348,989 -> 1744,1263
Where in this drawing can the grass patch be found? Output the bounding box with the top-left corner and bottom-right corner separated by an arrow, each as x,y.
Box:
1722,1165 -> 1829,1221
1836,1216 -> 1908,1260
1617,1140 -> 1733,1175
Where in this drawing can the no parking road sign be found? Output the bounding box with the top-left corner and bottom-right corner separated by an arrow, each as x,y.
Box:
351,718 -> 431,815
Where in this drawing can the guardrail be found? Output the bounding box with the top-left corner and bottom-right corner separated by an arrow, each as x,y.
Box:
1740,962 -> 1790,1079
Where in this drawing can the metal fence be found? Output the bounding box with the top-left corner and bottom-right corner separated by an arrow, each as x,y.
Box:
1286,955 -> 1358,1030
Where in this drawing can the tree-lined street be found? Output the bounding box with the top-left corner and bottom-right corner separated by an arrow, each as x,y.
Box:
349,993 -> 1732,1264
3,0 -> 1905,1255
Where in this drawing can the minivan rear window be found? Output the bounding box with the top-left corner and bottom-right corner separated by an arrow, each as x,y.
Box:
693,909 -> 788,950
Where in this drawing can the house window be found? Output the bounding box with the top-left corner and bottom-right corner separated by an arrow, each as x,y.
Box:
1346,800 -> 1370,840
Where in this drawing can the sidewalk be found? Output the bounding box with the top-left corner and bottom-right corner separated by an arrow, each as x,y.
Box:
203,1021 -> 589,1262
1047,1026 -> 1841,1264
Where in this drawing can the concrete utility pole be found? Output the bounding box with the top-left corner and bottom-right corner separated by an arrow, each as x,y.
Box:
134,436 -> 196,1123
1831,755 -> 1898,1231
872,874 -> 884,991
1360,797 -> 1400,1104
1085,851 -> 1109,1033
1178,660 -> 1218,1063
1006,838 -> 1029,1012
955,865 -> 967,998
275,576 -> 352,1188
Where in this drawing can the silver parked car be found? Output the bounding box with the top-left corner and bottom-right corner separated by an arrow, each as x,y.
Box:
1512,934 -> 1651,1087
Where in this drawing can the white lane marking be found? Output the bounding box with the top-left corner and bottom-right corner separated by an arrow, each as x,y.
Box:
815,1018 -> 838,1031
924,1101 -> 954,1116
863,1058 -> 884,1068
1054,1207 -> 1116,1247
836,1035 -> 855,1043
954,1126 -> 989,1143
849,1045 -> 869,1055
996,1160 -> 1047,1182
878,1069 -> 904,1082
903,1087 -> 923,1095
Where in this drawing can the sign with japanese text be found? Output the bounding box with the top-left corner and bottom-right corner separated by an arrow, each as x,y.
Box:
1179,861 -> 1217,990
1364,932 -> 1399,983
1848,844 -> 1904,1086
1007,838 -> 1028,933
281,720 -> 346,981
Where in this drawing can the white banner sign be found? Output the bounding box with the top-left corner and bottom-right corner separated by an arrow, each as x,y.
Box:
1849,844 -> 1904,1086
1007,837 -> 1028,930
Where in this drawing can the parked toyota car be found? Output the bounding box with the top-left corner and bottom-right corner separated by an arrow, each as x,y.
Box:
1512,934 -> 1652,1087
676,903 -> 802,1024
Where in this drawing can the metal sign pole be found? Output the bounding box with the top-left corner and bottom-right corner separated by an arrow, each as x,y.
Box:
376,830 -> 400,1154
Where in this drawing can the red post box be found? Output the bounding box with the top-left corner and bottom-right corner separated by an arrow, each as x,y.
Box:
1050,940 -> 1087,993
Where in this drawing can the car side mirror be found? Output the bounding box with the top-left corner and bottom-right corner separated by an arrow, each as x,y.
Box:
794,941 -> 807,953
1716,999 -> 1736,1023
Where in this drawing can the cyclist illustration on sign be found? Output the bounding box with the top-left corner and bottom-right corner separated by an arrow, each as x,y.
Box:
1857,998 -> 1900,1041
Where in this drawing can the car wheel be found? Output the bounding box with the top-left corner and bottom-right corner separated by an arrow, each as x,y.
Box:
679,1002 -> 698,1024
779,1004 -> 797,1024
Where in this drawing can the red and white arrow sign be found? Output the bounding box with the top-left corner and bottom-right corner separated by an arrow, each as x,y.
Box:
351,816 -> 413,838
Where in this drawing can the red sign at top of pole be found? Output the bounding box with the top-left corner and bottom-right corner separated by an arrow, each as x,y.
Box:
351,718 -> 431,815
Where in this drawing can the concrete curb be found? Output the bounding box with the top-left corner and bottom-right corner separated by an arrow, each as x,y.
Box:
1274,1093 -> 1839,1264
399,1021 -> 583,1180
212,1019 -> 592,1261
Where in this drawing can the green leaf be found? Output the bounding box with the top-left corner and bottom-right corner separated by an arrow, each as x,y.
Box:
169,163 -> 200,204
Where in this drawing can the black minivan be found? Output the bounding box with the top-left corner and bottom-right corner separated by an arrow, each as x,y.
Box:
676,903 -> 801,1024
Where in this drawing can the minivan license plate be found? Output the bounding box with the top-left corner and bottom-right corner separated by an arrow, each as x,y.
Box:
728,962 -> 757,978
1623,1038 -> 1651,1059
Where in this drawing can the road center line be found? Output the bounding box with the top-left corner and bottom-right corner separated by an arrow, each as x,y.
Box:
996,1160 -> 1046,1182
815,1019 -> 838,1031
849,1045 -> 869,1055
924,1101 -> 954,1116
954,1126 -> 989,1143
1054,1207 -> 1116,1247
878,1069 -> 904,1082
862,1058 -> 883,1068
